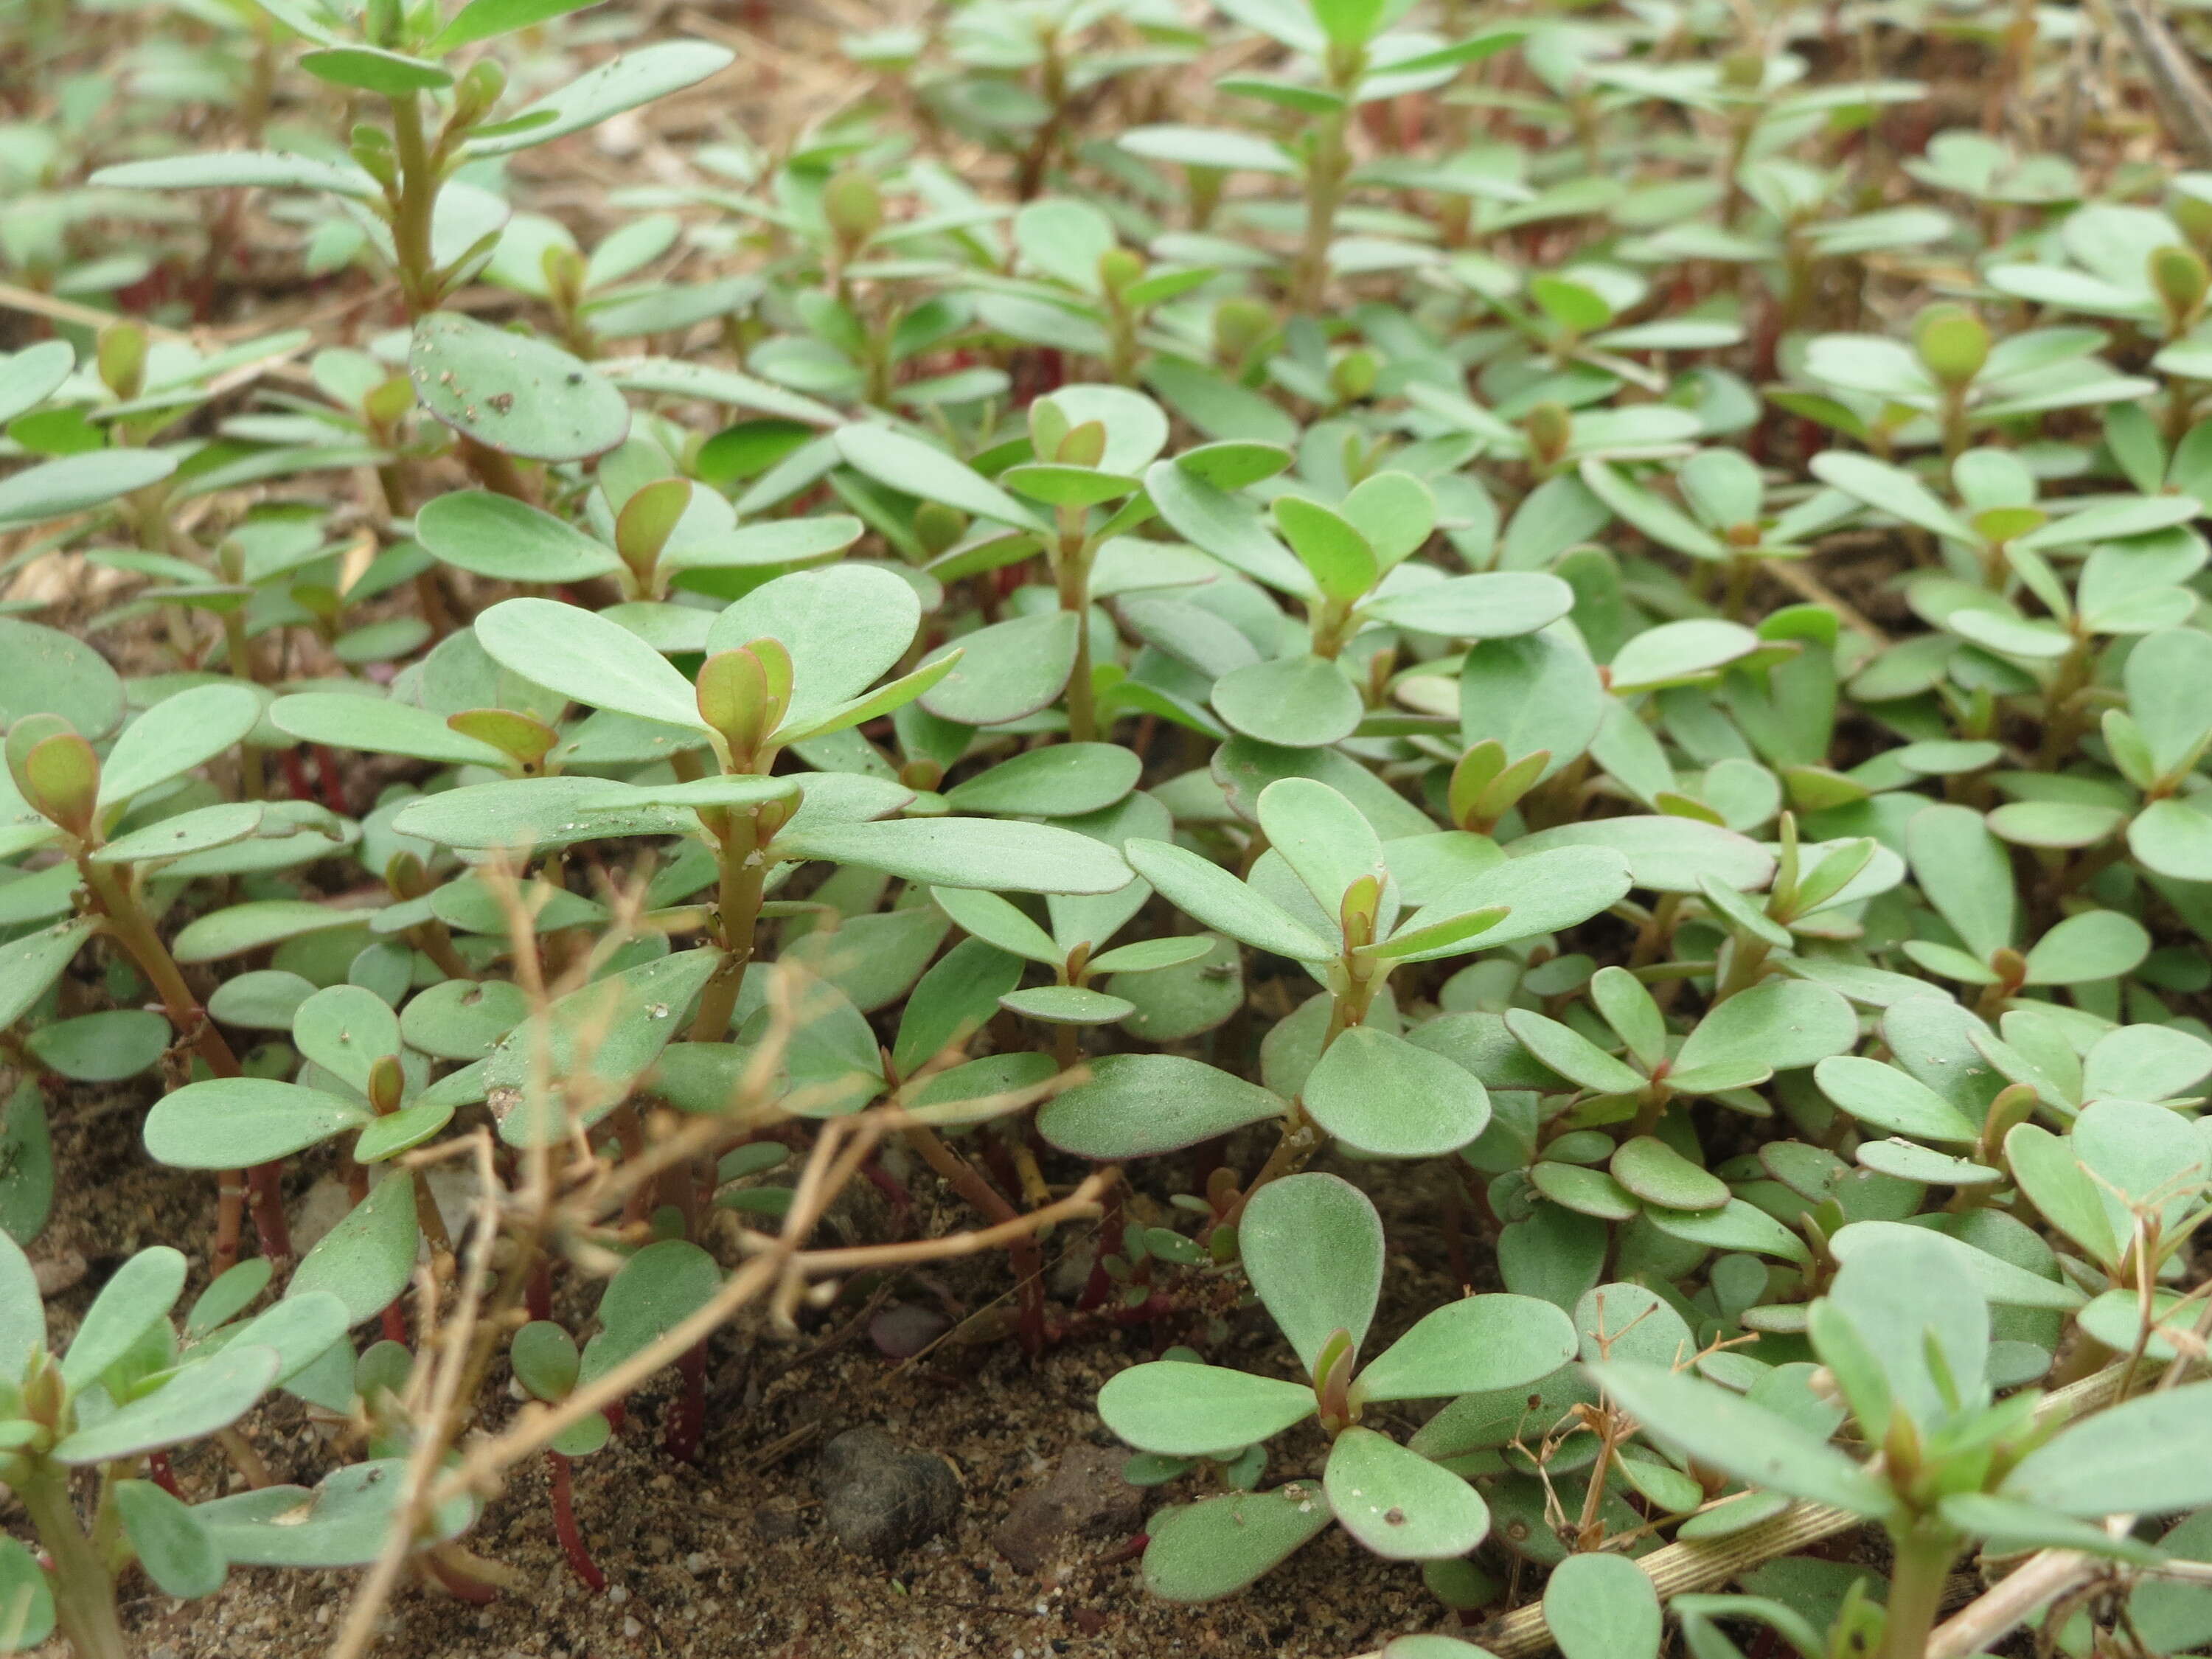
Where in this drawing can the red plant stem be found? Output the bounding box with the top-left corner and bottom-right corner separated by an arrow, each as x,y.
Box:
312,745 -> 351,816
906,1126 -> 1047,1354
612,1106 -> 653,1227
1444,1172 -> 1471,1295
526,1255 -> 553,1322
80,857 -> 286,1269
665,1343 -> 706,1463
860,1157 -> 912,1220
549,1453 -> 605,1593
279,747 -> 315,801
382,1303 -> 408,1346
981,1136 -> 1050,1353
147,1452 -> 184,1499
212,1173 -> 246,1279
246,1163 -> 291,1267
1076,1186 -> 1124,1312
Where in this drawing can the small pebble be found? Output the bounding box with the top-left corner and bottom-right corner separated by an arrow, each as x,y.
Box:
818,1426 -> 962,1559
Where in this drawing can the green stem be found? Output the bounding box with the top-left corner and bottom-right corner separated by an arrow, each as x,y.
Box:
387,92 -> 441,317
1292,89 -> 1355,313
408,919 -> 479,984
1105,293 -> 1139,385
455,434 -> 533,504
1720,555 -> 1757,621
1310,596 -> 1355,661
15,1460 -> 127,1659
1879,1525 -> 1959,1659
1627,893 -> 1683,970
217,610 -> 266,799
688,810 -> 768,1041
1057,516 -> 1098,742
1014,37 -> 1068,198
1711,933 -> 1773,1003
1717,113 -> 1757,229
2037,632 -> 2093,766
2167,378 -> 2200,445
1222,1113 -> 1324,1231
78,863 -> 237,1082
1939,384 -> 1971,465
78,858 -> 289,1267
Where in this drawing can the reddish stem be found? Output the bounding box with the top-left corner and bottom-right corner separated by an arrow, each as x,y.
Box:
381,1302 -> 408,1346
147,1452 -> 184,1500
246,1162 -> 293,1265
860,1158 -> 912,1220
549,1453 -> 606,1592
981,1138 -> 1049,1355
526,1255 -> 552,1322
1076,1186 -> 1124,1312
279,747 -> 315,801
312,745 -> 351,816
665,1343 -> 706,1463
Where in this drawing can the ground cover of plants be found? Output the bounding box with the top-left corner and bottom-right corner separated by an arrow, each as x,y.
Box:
19,0 -> 2212,1655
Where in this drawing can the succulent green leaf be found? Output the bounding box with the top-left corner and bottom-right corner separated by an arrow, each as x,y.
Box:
1511,816 -> 1773,894
834,423 -> 1046,532
1545,1552 -> 1662,1659
1587,1360 -> 1890,1516
53,1343 -> 281,1464
1239,1172 -> 1383,1373
1503,1009 -> 1645,1094
1814,1057 -> 1982,1145
475,597 -> 706,730
0,1537 -> 55,1646
0,617 -> 126,738
1324,1427 -> 1489,1561
1098,1360 -> 1318,1455
431,0 -> 605,50
0,921 -> 93,1032
1304,1026 -> 1491,1158
1140,1485 -> 1333,1602
1354,1293 -> 1577,1404
1124,838 -> 1335,959
465,41 -> 736,157
0,1228 -> 44,1382
1610,1136 -> 1725,1211
2003,1381 -> 2212,1517
1211,654 -> 1364,748
288,1171 -> 419,1326
114,1479 -> 228,1599
61,1245 -> 188,1391
1666,980 -> 1857,1093
98,684 -> 264,810
917,611 -> 1078,727
772,816 -> 1130,894
408,312 -> 629,461
579,1239 -> 721,1382
413,491 -> 622,583
145,1079 -> 372,1168
1039,1054 -> 1285,1158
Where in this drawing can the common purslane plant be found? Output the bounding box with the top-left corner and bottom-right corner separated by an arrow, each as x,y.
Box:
11,0 -> 2212,1653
